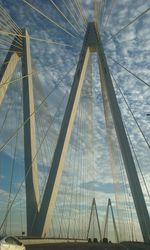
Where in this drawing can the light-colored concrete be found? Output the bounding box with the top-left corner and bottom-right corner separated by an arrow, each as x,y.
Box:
22,29 -> 40,236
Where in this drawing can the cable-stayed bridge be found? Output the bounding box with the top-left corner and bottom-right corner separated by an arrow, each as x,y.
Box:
0,1 -> 150,249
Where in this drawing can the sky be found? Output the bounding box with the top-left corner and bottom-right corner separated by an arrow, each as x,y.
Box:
0,0 -> 150,243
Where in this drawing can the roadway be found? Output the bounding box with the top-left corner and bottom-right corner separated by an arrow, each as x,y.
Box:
25,242 -> 150,250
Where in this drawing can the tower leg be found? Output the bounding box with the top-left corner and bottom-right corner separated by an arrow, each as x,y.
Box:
22,29 -> 39,236
96,26 -> 150,242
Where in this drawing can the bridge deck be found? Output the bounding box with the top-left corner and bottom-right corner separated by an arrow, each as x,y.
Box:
25,242 -> 150,250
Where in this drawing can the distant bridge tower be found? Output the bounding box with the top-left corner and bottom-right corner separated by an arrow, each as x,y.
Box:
0,17 -> 150,242
103,198 -> 119,243
87,197 -> 102,241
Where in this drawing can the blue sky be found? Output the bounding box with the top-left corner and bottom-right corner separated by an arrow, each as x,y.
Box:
0,0 -> 150,242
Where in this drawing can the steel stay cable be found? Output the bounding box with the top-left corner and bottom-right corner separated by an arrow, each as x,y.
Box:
80,100 -> 87,239
103,0 -> 116,30
3,100 -> 22,234
75,0 -> 87,25
28,36 -> 76,48
0,30 -> 76,48
0,25 -> 23,47
78,0 -> 88,24
0,20 -> 22,44
98,0 -> 104,32
128,199 -> 137,241
107,7 -> 150,43
111,75 -> 150,231
78,0 -> 88,25
0,43 -> 78,94
0,91 -> 68,232
43,124 -> 65,236
124,124 -> 150,201
74,0 -> 87,29
83,62 -> 90,239
118,152 -> 133,240
49,0 -> 81,36
0,60 -> 22,126
37,116 -> 68,237
89,63 -> 97,240
83,91 -> 90,239
58,162 -> 72,238
0,62 -> 76,155
72,101 -> 83,238
0,53 -> 79,88
37,107 -> 63,205
0,59 -> 22,134
83,97 -> 87,239
93,0 -> 97,23
2,68 -> 21,234
100,0 -> 107,31
1,75 -> 22,232
85,93 -> 91,239
0,101 -> 15,135
50,218 -> 55,237
81,99 -> 86,239
0,12 -> 22,38
0,40 -> 22,50
82,97 -> 87,239
121,123 -> 148,239
72,116 -> 80,238
0,48 -> 22,54
0,72 -> 35,89
22,0 -> 78,39
69,0 -> 86,32
114,147 -> 130,241
71,99 -> 81,238
77,99 -> 83,239
110,57 -> 150,87
67,135 -> 78,238
79,80 -> 91,239
0,52 -> 78,80
111,73 -> 150,149
71,0 -> 84,25
37,116 -> 54,171
72,105 -> 81,238
54,201 -> 65,237
36,117 -> 49,195
63,153 -> 76,238
99,0 -> 104,24
66,135 -> 76,238
29,92 -> 68,235
62,0 -> 84,34
97,0 -> 101,21
0,55 -> 21,101
95,0 -> 102,30
65,116 -> 77,238
100,70 -> 123,238
121,167 -> 135,240
79,102 -> 85,239
0,6 -> 22,33
80,97 -> 86,239
0,32 -> 23,48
